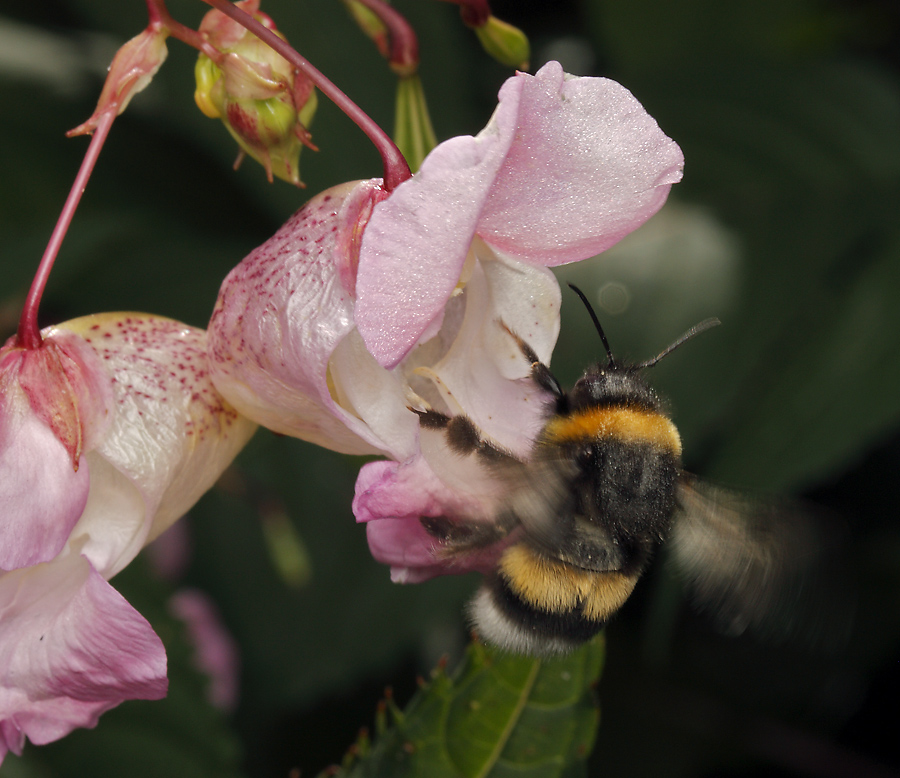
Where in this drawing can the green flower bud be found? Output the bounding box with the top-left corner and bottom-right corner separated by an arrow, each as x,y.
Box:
474,15 -> 530,70
193,2 -> 317,186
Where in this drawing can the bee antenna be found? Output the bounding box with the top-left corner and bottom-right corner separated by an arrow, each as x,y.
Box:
636,318 -> 721,369
568,283 -> 617,367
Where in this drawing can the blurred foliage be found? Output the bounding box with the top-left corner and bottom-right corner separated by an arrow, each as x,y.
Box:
1,0 -> 899,776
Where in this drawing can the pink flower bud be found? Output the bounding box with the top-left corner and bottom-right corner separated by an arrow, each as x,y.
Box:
68,24 -> 169,137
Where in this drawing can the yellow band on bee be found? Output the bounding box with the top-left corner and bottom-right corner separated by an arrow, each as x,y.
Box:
541,406 -> 682,456
499,544 -> 638,623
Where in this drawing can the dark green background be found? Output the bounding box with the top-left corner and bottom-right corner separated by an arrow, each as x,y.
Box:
1,0 -> 898,775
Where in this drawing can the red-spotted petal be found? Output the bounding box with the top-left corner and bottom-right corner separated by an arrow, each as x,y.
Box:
48,314 -> 257,579
207,180 -> 409,456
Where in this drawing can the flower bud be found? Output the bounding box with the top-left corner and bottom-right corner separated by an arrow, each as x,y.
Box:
472,15 -> 530,70
340,0 -> 390,59
69,23 -> 169,137
194,0 -> 317,186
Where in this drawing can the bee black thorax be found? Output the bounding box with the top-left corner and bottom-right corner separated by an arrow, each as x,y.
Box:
538,364 -> 682,550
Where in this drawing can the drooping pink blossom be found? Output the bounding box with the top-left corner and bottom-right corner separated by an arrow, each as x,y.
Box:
208,61 -> 682,583
0,314 -> 256,762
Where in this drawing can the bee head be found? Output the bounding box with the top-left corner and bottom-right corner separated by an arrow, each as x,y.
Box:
571,363 -> 662,410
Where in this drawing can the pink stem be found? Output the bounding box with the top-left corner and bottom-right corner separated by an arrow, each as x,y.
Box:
200,0 -> 411,191
147,0 -> 223,61
351,0 -> 419,74
436,0 -> 490,27
17,110 -> 115,350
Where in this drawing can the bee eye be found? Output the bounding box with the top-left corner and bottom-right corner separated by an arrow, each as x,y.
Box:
582,375 -> 604,391
571,373 -> 608,406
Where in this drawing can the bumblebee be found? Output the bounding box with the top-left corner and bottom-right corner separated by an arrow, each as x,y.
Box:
415,285 -> 833,656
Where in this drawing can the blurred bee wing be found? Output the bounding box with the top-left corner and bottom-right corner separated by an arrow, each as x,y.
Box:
669,479 -> 852,647
507,459 -> 628,573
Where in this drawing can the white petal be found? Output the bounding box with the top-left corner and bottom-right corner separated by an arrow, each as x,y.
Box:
421,247 -> 561,457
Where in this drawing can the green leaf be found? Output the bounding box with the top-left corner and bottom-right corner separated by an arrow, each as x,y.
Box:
332,636 -> 604,778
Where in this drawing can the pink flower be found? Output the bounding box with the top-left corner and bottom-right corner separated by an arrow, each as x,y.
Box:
0,314 -> 256,762
355,61 -> 683,369
169,589 -> 240,712
208,61 -> 681,582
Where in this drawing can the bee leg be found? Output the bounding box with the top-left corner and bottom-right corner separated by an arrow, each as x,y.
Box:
410,409 -> 522,554
411,408 -> 520,463
421,513 -> 517,555
498,322 -> 568,412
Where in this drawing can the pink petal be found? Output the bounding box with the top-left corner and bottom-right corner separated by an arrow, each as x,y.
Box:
0,378 -> 90,570
356,62 -> 683,368
365,518 -> 455,584
354,458 -> 459,524
208,180 -> 396,456
354,459 -> 508,582
355,91 -> 520,368
0,551 -> 166,761
478,61 -> 684,266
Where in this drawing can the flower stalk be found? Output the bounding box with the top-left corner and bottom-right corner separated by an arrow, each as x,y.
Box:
16,110 -> 115,351
341,0 -> 437,171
